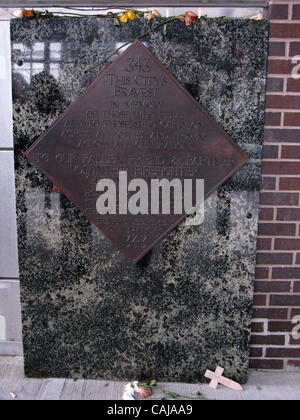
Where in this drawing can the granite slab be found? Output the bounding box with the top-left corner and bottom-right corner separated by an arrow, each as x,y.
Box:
11,17 -> 268,383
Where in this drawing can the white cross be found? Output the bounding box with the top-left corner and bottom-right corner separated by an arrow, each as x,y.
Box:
204,366 -> 243,391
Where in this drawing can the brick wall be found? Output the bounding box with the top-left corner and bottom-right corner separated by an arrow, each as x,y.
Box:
250,0 -> 300,371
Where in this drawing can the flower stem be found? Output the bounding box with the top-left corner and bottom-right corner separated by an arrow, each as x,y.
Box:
48,11 -> 118,17
83,15 -> 182,74
54,6 -> 125,12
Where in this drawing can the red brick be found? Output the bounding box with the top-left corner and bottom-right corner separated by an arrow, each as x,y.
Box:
281,144 -> 300,160
255,267 -> 269,279
251,335 -> 285,345
273,267 -> 300,279
270,294 -> 300,306
251,322 -> 265,333
294,281 -> 300,292
275,238 -> 300,249
250,347 -> 263,358
266,77 -> 284,92
253,294 -> 267,306
261,177 -> 276,190
282,145 -> 300,157
269,41 -> 286,57
287,79 -> 300,93
292,4 -> 300,20
249,359 -> 284,369
262,145 -> 279,159
291,308 -> 300,317
255,281 -> 290,293
260,192 -> 299,205
259,207 -> 274,220
264,128 -> 300,143
268,321 -> 293,332
270,23 -> 300,38
265,112 -> 281,127
277,208 -> 300,221
279,177 -> 300,190
265,112 -> 281,126
263,161 -> 300,175
289,42 -> 300,56
290,336 -> 300,345
257,237 -> 272,250
258,223 -> 296,236
287,360 -> 300,368
254,308 -> 288,320
266,95 -> 300,110
270,4 -> 289,19
284,113 -> 300,126
266,348 -> 300,358
268,59 -> 294,74
256,252 -> 293,264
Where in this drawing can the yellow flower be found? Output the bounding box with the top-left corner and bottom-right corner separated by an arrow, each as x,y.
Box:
127,10 -> 137,21
120,9 -> 137,23
120,12 -> 128,23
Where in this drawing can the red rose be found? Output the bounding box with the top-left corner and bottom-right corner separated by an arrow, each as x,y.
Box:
138,386 -> 152,398
184,11 -> 198,26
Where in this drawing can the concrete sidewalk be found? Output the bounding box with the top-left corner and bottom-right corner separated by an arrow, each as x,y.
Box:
0,356 -> 299,400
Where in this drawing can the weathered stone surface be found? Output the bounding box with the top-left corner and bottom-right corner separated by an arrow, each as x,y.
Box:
11,17 -> 269,383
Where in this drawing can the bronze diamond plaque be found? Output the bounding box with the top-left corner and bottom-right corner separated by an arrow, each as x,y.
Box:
25,40 -> 248,263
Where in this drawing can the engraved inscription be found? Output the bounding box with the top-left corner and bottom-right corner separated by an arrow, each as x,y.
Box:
25,40 -> 248,263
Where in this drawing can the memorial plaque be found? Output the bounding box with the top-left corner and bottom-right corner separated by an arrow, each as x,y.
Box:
25,39 -> 248,263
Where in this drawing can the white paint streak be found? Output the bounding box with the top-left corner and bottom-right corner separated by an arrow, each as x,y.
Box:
0,315 -> 6,341
0,55 -> 6,79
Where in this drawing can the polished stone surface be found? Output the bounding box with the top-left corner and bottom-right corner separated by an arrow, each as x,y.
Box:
0,152 -> 19,279
0,21 -> 14,149
11,17 -> 268,382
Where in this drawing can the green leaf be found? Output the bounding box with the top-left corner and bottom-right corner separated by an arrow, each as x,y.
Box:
163,24 -> 168,36
134,10 -> 145,18
113,17 -> 120,26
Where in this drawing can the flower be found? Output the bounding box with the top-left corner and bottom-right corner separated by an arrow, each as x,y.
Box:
250,13 -> 263,20
148,9 -> 161,21
182,11 -> 198,26
12,9 -> 24,18
122,381 -> 139,400
119,13 -> 128,23
23,10 -> 34,18
120,9 -> 137,23
127,10 -> 137,21
138,386 -> 152,398
122,391 -> 134,400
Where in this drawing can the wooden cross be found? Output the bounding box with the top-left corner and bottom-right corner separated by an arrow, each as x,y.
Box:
204,366 -> 243,391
